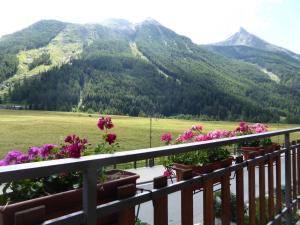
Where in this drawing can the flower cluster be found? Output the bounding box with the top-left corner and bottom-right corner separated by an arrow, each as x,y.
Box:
161,124 -> 234,145
234,122 -> 268,135
62,135 -> 88,158
0,135 -> 88,166
0,144 -> 57,166
97,116 -> 114,130
95,116 -> 119,154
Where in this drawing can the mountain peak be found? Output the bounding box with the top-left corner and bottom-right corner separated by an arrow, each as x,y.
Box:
100,18 -> 134,30
239,27 -> 248,34
211,27 -> 300,61
142,17 -> 162,26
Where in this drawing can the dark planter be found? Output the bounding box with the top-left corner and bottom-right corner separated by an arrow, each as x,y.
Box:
172,157 -> 233,185
0,170 -> 139,225
240,143 -> 280,160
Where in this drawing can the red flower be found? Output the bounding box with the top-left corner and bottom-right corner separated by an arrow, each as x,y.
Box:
97,116 -> 114,130
105,133 -> 117,145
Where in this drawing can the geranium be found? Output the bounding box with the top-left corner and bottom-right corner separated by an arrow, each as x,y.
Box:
40,144 -> 57,158
191,125 -> 203,132
235,122 -> 271,147
97,116 -> 114,130
62,135 -> 88,158
95,116 -> 119,154
161,133 -> 172,144
105,133 -> 117,145
28,147 -> 42,160
3,150 -> 25,165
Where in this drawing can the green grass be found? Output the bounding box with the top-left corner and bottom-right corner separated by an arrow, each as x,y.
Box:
0,110 -> 299,158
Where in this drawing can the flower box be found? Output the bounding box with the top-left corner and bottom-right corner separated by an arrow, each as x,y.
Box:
172,157 -> 233,188
240,143 -> 280,160
0,170 -> 139,225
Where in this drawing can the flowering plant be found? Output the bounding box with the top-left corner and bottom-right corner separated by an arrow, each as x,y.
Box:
161,125 -> 231,169
0,136 -> 88,204
95,116 -> 119,154
235,122 -> 272,147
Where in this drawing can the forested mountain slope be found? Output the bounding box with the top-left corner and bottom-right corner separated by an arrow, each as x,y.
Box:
1,19 -> 300,122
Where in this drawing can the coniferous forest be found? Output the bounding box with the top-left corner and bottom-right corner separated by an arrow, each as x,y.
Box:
1,19 -> 300,123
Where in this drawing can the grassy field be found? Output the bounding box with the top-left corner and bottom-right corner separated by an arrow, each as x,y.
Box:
0,110 -> 300,158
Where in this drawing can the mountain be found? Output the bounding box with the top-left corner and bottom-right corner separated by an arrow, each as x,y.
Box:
1,19 -> 300,122
212,27 -> 300,60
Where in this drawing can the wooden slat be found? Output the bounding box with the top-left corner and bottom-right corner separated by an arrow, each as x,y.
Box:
117,184 -> 136,225
275,155 -> 282,213
292,141 -> 297,213
259,161 -> 266,225
248,153 -> 256,225
221,172 -> 231,225
203,178 -> 214,225
268,159 -> 275,220
153,176 -> 168,225
236,156 -> 244,225
181,170 -> 193,225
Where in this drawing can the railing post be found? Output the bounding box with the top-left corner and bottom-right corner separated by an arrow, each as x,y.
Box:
181,170 -> 193,225
153,176 -> 168,225
236,156 -> 244,225
83,164 -> 98,225
248,153 -> 256,225
284,133 -> 292,225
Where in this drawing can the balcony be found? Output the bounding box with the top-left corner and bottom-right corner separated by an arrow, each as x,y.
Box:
1,128 -> 300,225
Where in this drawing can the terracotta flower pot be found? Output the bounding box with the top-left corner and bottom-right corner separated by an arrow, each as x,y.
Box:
0,170 -> 139,225
172,157 -> 233,188
240,143 -> 280,160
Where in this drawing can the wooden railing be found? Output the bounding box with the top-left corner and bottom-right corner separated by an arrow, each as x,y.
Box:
1,128 -> 300,225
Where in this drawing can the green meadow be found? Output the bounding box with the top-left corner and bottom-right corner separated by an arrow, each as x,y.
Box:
0,110 -> 299,158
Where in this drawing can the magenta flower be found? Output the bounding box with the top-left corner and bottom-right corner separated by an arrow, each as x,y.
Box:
28,147 -> 42,160
4,150 -> 24,165
105,133 -> 117,145
62,135 -> 88,158
181,130 -> 194,141
40,144 -> 57,158
0,160 -> 8,166
97,116 -> 114,130
161,133 -> 172,144
163,169 -> 173,177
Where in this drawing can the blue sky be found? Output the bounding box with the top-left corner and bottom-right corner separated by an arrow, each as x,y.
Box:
0,0 -> 299,53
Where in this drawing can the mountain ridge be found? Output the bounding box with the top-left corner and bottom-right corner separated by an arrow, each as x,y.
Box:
1,19 -> 300,122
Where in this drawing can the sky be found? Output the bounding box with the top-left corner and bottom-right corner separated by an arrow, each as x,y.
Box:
0,0 -> 300,53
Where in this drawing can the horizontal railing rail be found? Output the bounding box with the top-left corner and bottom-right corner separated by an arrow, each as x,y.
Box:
0,128 -> 300,225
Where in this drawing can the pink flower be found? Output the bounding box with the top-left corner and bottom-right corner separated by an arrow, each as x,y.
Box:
191,125 -> 203,132
194,135 -> 212,142
251,123 -> 268,133
161,133 -> 172,144
105,133 -> 117,145
163,169 -> 173,177
181,130 -> 194,141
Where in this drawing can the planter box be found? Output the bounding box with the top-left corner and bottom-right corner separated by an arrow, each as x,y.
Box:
172,157 -> 233,188
0,170 -> 139,225
240,143 -> 280,160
